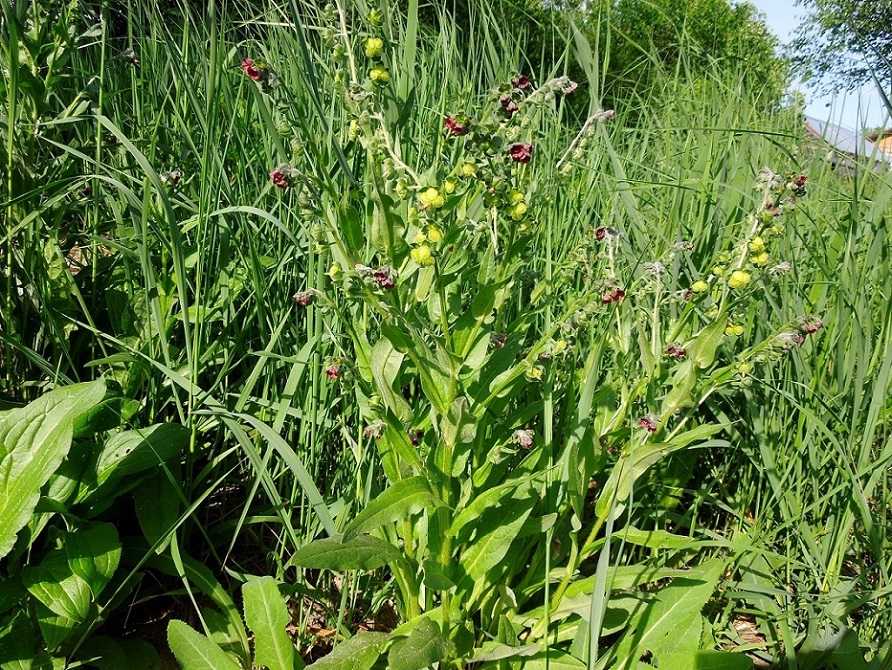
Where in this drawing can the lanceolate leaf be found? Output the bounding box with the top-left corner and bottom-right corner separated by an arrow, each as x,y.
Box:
658,651 -> 752,670
167,620 -> 243,670
610,559 -> 726,669
242,577 -> 301,670
343,477 -> 444,543
307,633 -> 388,669
595,426 -> 726,521
292,535 -> 403,571
387,619 -> 454,670
0,380 -> 105,559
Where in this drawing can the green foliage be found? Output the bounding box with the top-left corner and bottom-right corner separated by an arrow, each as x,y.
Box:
791,0 -> 892,93
0,0 -> 890,668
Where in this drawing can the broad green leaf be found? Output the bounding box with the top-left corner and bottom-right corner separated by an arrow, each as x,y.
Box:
450,474 -> 539,542
437,396 -> 477,450
167,621 -> 243,670
338,199 -> 364,255
468,641 -> 542,663
491,649 -> 585,669
242,577 -> 300,670
387,619 -> 453,670
458,482 -> 537,602
658,651 -> 752,670
610,559 -> 726,669
692,317 -> 727,369
34,601 -> 77,652
0,380 -> 105,559
343,477 -> 444,542
307,633 -> 388,669
595,426 -> 726,521
369,338 -> 412,423
64,523 -> 121,597
0,610 -> 35,670
663,359 -> 697,414
22,550 -> 91,622
76,636 -> 162,670
292,535 -> 403,571
134,471 -> 180,553
76,423 -> 189,512
142,551 -> 250,665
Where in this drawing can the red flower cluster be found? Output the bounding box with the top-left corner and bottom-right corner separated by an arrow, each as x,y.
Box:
512,74 -> 531,90
500,94 -> 519,116
601,288 -> 625,304
665,343 -> 686,359
372,268 -> 395,290
293,291 -> 315,307
444,116 -> 468,137
242,58 -> 263,81
637,414 -> 659,433
508,142 -> 533,163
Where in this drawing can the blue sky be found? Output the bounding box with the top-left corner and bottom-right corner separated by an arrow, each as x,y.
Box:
748,0 -> 890,132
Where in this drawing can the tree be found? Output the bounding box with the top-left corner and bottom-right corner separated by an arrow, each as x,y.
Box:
791,0 -> 892,94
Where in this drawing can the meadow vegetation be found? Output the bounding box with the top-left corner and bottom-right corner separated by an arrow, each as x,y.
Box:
1,1 -> 890,668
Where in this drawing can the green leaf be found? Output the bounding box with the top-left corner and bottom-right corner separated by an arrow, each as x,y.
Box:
134,471 -> 181,553
76,423 -> 189,512
490,649 -> 585,669
437,396 -> 477,450
22,550 -> 92,622
306,633 -> 388,669
0,610 -> 35,670
387,619 -> 453,670
292,535 -> 403,571
458,481 -> 537,603
658,651 -> 752,670
64,523 -> 121,598
34,601 -> 77,652
0,380 -> 106,559
167,621 -> 243,670
242,577 -> 300,670
338,199 -> 364,256
343,477 -> 444,542
76,636 -> 162,670
369,338 -> 412,423
468,641 -> 541,663
691,318 -> 726,369
610,559 -> 726,669
595,427 -> 726,521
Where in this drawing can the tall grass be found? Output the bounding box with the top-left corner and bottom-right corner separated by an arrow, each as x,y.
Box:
1,0 -> 889,666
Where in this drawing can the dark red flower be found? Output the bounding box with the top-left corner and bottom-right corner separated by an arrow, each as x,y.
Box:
270,168 -> 290,189
490,332 -> 508,349
508,142 -> 533,163
242,58 -> 263,81
637,414 -> 659,433
595,227 -> 607,240
408,429 -> 424,446
325,366 -> 340,379
796,174 -> 807,187
293,291 -> 315,307
666,343 -> 686,359
500,94 -> 519,115
512,74 -> 531,90
444,116 -> 468,137
373,268 -> 395,290
611,288 -> 626,302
